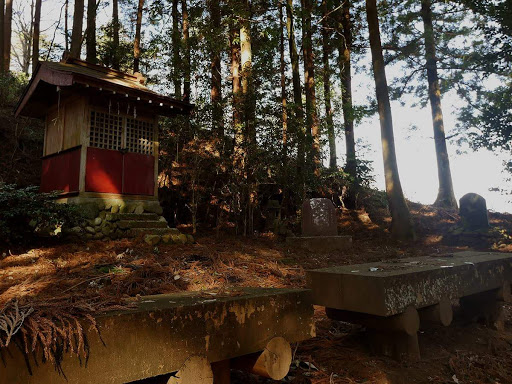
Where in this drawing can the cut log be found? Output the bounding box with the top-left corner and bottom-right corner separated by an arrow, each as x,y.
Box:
459,289 -> 505,331
231,337 -> 292,380
419,298 -> 453,327
368,330 -> 421,361
167,356 -> 213,384
326,306 -> 420,336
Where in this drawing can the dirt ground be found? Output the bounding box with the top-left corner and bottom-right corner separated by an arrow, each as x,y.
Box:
1,204 -> 511,383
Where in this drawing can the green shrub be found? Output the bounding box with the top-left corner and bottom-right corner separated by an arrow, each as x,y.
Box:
0,184 -> 83,245
0,72 -> 29,106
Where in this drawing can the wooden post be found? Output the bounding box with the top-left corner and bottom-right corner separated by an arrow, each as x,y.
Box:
167,356 -> 213,384
231,337 -> 292,380
419,298 -> 453,327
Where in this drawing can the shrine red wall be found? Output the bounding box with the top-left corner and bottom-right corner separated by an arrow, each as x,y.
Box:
40,147 -> 81,193
85,147 -> 123,194
85,148 -> 154,196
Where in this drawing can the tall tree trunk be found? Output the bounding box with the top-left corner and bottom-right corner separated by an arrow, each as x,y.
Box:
31,0 -> 41,72
0,0 -> 5,73
70,0 -> 84,59
112,0 -> 120,69
64,0 -> 69,52
240,0 -> 255,235
182,0 -> 191,102
339,0 -> 357,207
286,0 -> 305,194
86,0 -> 97,64
301,0 -> 320,178
279,1 -> 288,163
133,0 -> 144,73
421,0 -> 458,209
365,0 -> 415,240
172,0 -> 181,98
208,0 -> 223,135
321,0 -> 336,169
3,0 -> 12,71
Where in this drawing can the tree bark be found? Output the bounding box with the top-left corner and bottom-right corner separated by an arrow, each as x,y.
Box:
0,0 -> 5,73
64,0 -> 69,52
365,0 -> 415,240
112,0 -> 120,69
339,0 -> 357,207
420,0 -> 458,209
86,0 -> 97,64
182,0 -> 191,102
286,0 -> 305,186
70,0 -> 84,59
133,0 -> 144,73
279,1 -> 288,163
172,0 -> 181,98
3,0 -> 13,71
31,0 -> 41,72
321,0 -> 336,170
301,0 -> 320,178
209,0 -> 223,135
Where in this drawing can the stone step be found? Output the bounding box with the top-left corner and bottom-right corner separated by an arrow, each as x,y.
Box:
111,213 -> 161,221
129,228 -> 181,236
118,220 -> 169,229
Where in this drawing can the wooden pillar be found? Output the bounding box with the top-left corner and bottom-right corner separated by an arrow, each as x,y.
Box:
459,284 -> 509,331
419,298 -> 453,327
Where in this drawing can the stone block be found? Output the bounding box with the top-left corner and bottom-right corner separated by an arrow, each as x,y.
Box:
144,234 -> 161,246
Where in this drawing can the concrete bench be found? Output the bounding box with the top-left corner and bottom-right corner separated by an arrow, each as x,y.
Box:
307,251 -> 512,360
1,288 -> 315,384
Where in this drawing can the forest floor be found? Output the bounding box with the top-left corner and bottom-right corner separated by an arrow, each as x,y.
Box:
1,203 -> 512,383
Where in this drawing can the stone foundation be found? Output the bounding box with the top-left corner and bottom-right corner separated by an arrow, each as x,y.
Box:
61,197 -> 193,243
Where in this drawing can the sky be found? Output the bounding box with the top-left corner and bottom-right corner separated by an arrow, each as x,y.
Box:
15,0 -> 512,213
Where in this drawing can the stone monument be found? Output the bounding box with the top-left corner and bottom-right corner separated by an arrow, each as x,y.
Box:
286,198 -> 352,252
459,193 -> 489,230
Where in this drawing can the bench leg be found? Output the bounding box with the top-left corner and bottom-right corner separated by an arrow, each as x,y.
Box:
459,290 -> 505,331
367,330 -> 420,362
211,360 -> 230,384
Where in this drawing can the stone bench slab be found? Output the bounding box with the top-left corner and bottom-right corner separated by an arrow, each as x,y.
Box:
1,288 -> 315,384
307,251 -> 512,317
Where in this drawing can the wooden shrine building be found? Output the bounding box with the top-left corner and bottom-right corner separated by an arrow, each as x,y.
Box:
15,58 -> 192,209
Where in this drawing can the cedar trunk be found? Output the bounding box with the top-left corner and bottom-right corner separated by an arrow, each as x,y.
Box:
286,0 -> 305,186
421,0 -> 458,209
86,0 -> 97,64
70,0 -> 84,59
365,0 -> 415,240
0,0 -> 5,73
279,1 -> 288,162
112,0 -> 120,69
65,0 -> 69,52
172,0 -> 181,98
209,0 -> 223,135
321,0 -> 336,169
339,0 -> 357,207
133,0 -> 144,73
182,0 -> 191,102
3,0 -> 12,71
301,0 -> 320,177
32,0 -> 42,71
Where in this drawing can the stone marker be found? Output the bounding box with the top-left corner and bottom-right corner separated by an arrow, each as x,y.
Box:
302,198 -> 338,237
459,193 -> 489,230
286,198 -> 352,252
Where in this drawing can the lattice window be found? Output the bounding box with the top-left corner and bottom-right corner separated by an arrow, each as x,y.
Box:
89,111 -> 122,150
126,117 -> 154,155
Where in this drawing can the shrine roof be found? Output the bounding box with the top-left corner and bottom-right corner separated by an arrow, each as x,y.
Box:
15,58 -> 193,118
